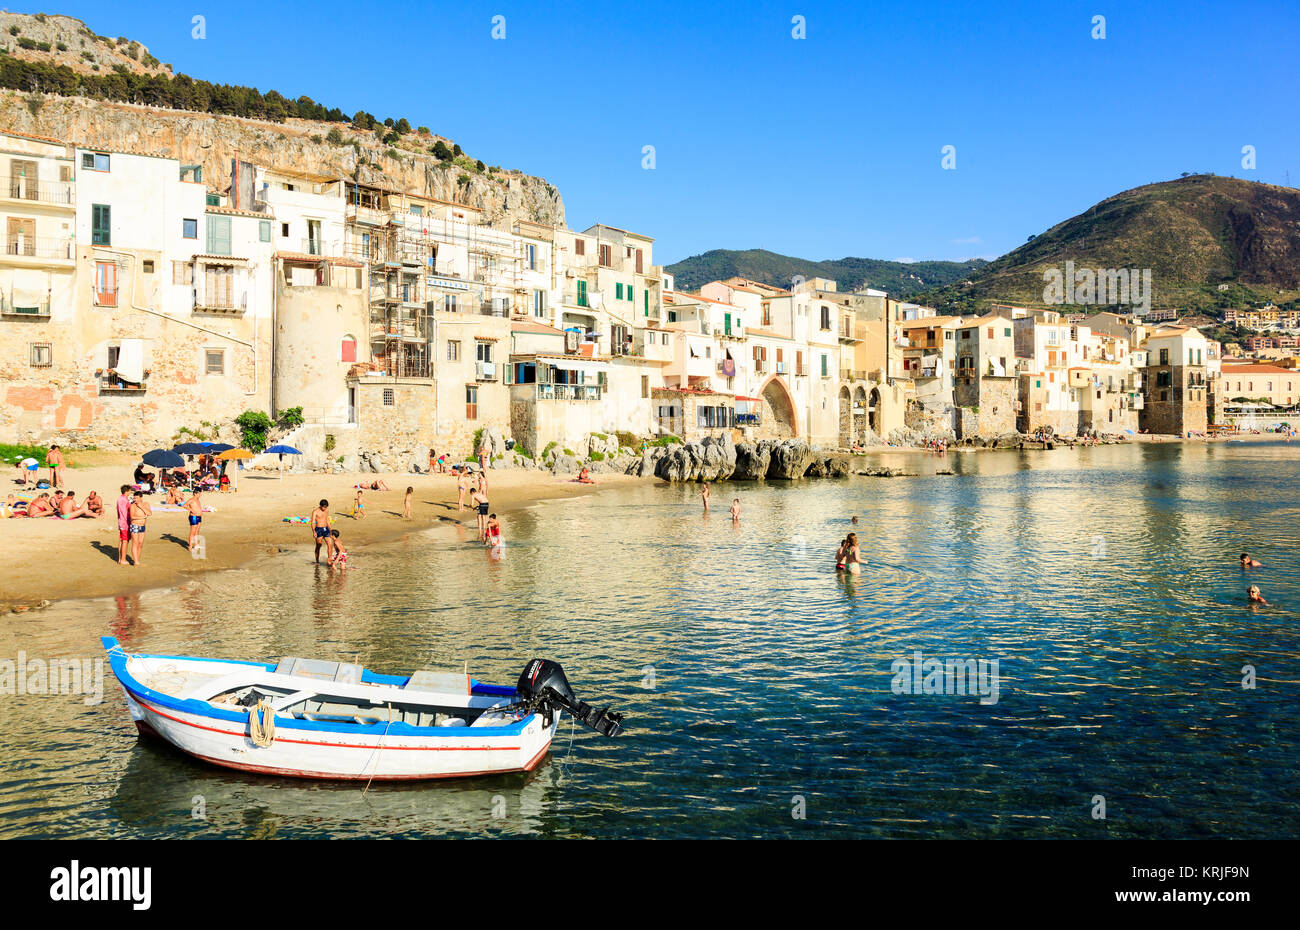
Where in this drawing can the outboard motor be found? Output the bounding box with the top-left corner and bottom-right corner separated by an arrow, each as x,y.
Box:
515,659 -> 625,737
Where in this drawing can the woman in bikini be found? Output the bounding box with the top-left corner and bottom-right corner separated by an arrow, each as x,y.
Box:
843,533 -> 862,575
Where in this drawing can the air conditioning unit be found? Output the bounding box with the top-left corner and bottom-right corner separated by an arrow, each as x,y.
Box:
564,331 -> 580,353
476,361 -> 496,381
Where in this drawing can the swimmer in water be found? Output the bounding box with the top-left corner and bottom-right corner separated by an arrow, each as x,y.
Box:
843,533 -> 862,574
1240,553 -> 1261,568
851,515 -> 859,525
1247,585 -> 1269,607
730,498 -> 741,521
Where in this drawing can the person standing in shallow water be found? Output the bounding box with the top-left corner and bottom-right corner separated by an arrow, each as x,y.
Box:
311,499 -> 334,563
843,532 -> 862,574
701,483 -> 710,513
402,486 -> 413,519
730,498 -> 741,521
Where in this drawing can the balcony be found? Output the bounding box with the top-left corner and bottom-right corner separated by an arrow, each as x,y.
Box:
97,372 -> 147,395
4,178 -> 75,207
0,295 -> 50,317
535,383 -> 602,401
3,236 -> 74,263
93,287 -> 119,308
345,203 -> 388,227
840,368 -> 869,382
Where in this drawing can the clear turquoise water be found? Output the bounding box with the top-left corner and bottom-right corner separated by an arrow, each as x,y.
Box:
2,442 -> 1298,839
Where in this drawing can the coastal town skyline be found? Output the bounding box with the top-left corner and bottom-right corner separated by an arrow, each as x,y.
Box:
11,0 -> 1300,265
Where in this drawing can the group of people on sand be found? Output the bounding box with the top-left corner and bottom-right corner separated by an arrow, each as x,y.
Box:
4,488 -> 104,519
11,444 -> 67,488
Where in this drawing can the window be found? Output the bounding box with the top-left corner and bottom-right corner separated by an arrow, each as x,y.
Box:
383,388 -> 395,406
820,306 -> 831,330
1159,348 -> 1169,365
205,349 -> 225,375
447,340 -> 460,361
961,330 -> 971,340
29,343 -> 52,368
598,243 -> 612,267
796,350 -> 805,376
172,261 -> 192,285
183,218 -> 198,239
987,327 -> 993,338
94,260 -> 117,306
81,152 -> 110,171
1004,328 -> 1011,337
281,223 -> 290,238
142,260 -> 155,274
466,385 -> 479,419
341,335 -> 357,363
574,238 -> 585,256
476,341 -> 492,363
91,203 -> 111,246
576,279 -> 588,307
444,294 -> 459,313
259,220 -> 271,243
821,354 -> 828,377
206,215 -> 232,256
615,283 -> 624,300
627,285 -> 634,302
525,243 -> 537,270
534,289 -> 546,316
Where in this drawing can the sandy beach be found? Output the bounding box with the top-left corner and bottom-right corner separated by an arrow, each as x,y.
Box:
0,451 -> 650,610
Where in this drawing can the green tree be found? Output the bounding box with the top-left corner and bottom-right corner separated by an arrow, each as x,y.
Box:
234,410 -> 273,452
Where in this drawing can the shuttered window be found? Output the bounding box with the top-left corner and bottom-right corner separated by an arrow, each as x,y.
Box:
206,215 -> 232,256
91,203 -> 111,245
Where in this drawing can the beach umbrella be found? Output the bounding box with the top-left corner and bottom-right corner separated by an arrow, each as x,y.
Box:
206,443 -> 235,454
215,448 -> 253,489
142,449 -> 185,469
263,444 -> 301,480
172,442 -> 211,455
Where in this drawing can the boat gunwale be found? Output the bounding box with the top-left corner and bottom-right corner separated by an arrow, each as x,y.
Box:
101,637 -> 536,739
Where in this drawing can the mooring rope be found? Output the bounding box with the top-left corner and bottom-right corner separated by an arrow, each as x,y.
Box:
362,703 -> 394,797
249,699 -> 276,747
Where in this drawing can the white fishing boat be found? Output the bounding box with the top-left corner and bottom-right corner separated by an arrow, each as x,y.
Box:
102,637 -> 624,781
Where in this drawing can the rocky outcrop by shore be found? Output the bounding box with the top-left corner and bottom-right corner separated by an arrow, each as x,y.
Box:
641,435 -> 852,482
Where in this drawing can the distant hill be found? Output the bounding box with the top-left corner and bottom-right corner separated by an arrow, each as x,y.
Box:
918,175 -> 1300,316
665,249 -> 987,298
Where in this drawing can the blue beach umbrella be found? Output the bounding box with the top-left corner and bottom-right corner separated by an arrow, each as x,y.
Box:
263,444 -> 302,480
172,442 -> 212,455
141,449 -> 185,469
205,443 -> 235,454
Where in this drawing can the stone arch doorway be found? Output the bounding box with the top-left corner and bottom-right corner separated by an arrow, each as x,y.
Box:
837,385 -> 852,447
869,387 -> 882,435
852,386 -> 868,441
761,376 -> 798,438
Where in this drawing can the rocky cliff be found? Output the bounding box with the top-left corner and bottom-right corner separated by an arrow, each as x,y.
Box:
0,91 -> 564,227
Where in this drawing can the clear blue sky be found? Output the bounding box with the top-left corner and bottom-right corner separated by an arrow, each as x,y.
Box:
25,0 -> 1300,265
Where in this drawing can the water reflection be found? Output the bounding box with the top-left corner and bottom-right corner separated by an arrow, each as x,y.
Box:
1,443 -> 1298,838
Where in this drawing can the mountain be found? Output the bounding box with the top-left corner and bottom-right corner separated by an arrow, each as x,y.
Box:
0,11 -> 564,227
918,175 -> 1300,316
665,249 -> 987,297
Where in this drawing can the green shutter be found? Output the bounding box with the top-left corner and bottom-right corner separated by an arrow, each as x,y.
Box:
259,220 -> 271,242
644,290 -> 649,315
577,280 -> 587,307
206,215 -> 232,256
91,204 -> 111,246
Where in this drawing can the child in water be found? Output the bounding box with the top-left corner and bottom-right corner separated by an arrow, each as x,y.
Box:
403,486 -> 413,519
328,529 -> 348,569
